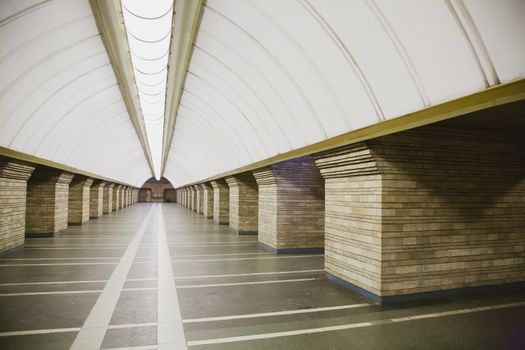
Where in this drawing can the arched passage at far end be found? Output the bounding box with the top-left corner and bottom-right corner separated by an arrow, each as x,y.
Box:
139,177 -> 174,203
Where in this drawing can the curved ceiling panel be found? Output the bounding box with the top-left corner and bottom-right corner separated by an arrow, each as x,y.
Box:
0,0 -> 151,186
165,0 -> 525,186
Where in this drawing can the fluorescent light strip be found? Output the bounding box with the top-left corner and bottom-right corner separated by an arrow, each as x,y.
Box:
122,0 -> 173,179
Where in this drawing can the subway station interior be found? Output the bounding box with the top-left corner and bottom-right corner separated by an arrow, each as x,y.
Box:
1,0 -> 525,349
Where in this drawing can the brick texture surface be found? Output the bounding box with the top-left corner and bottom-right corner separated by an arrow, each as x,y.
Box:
103,183 -> 114,214
0,158 -> 35,252
201,183 -> 214,218
211,179 -> 229,224
90,181 -> 106,218
26,169 -> 74,235
195,185 -> 203,214
226,173 -> 258,233
315,126 -> 525,297
112,185 -> 121,211
68,176 -> 93,224
253,157 -> 324,249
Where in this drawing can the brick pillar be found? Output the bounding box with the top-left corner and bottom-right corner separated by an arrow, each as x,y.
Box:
184,188 -> 188,207
26,168 -> 74,236
253,157 -> 324,252
112,185 -> 121,211
201,183 -> 214,218
68,176 -> 93,225
122,187 -> 128,207
194,185 -> 203,214
189,187 -> 196,211
0,158 -> 35,253
226,173 -> 258,235
103,183 -> 114,214
211,179 -> 229,224
314,126 -> 525,303
118,186 -> 125,209
90,180 -> 105,218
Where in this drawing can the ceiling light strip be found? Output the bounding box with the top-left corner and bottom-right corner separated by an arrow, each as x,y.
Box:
122,0 -> 173,179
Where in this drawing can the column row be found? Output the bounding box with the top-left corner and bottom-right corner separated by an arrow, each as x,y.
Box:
174,125 -> 525,303
0,158 -> 140,253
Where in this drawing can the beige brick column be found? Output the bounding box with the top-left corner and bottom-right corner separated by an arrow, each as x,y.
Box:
184,188 -> 189,207
314,126 -> 525,303
0,158 -> 35,253
118,186 -> 125,209
112,185 -> 121,211
68,176 -> 93,225
26,168 -> 74,236
211,179 -> 229,224
90,180 -> 106,218
201,183 -> 214,218
189,187 -> 196,211
194,185 -> 203,214
226,173 -> 258,235
123,187 -> 129,207
253,157 -> 324,252
103,183 -> 114,214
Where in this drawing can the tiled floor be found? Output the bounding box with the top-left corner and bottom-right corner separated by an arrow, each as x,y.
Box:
0,203 -> 524,349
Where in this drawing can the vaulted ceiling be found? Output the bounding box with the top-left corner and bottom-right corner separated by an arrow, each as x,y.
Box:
1,0 -> 524,187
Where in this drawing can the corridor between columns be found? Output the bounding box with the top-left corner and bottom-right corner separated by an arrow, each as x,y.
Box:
0,203 -> 524,349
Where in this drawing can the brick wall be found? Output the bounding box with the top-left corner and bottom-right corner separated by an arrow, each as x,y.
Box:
68,176 -> 93,224
253,156 -> 324,250
195,185 -> 203,214
90,181 -> 105,218
189,186 -> 197,211
103,183 -> 114,214
26,169 -> 74,235
226,173 -> 258,234
165,189 -> 177,202
315,126 -> 525,298
0,158 -> 35,252
201,183 -> 214,218
112,185 -> 121,211
211,179 -> 229,224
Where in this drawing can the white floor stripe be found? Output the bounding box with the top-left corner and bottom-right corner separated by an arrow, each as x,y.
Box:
183,303 -> 371,323
0,287 -> 158,297
186,301 -> 525,346
174,269 -> 324,280
70,206 -> 154,350
0,257 -> 122,261
25,245 -> 137,247
0,327 -> 80,337
170,252 -> 272,258
0,278 -> 156,287
0,261 -> 154,267
157,205 -> 187,349
168,243 -> 256,247
0,262 -> 118,267
177,278 -> 318,289
172,255 -> 322,263
107,322 -> 157,330
24,247 -> 129,250
101,346 -> 157,350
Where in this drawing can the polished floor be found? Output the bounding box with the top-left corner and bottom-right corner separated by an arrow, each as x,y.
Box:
0,203 -> 524,349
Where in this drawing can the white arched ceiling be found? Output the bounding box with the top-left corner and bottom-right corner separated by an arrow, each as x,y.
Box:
0,0 -> 152,186
165,0 -> 525,186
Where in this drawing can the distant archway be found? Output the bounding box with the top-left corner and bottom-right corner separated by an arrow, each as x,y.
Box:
140,177 -> 174,203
